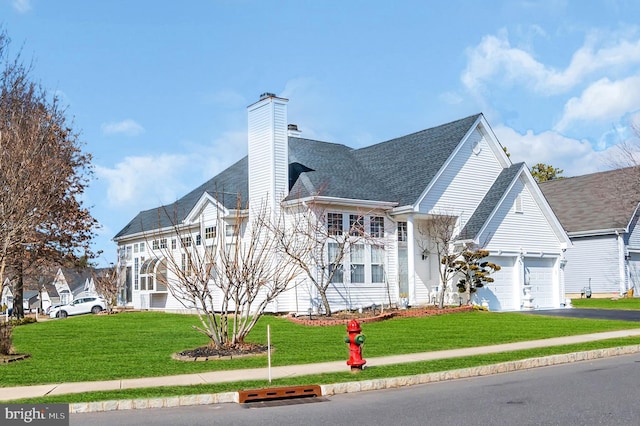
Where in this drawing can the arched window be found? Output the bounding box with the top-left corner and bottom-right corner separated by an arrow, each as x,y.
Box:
139,257 -> 168,292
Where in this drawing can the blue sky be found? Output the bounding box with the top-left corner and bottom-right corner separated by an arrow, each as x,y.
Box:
2,0 -> 640,266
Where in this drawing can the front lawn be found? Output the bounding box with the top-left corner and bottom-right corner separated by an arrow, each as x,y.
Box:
2,310 -> 639,388
572,297 -> 640,310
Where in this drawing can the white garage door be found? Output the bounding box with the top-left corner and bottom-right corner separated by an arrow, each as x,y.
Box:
476,256 -> 517,311
525,257 -> 556,309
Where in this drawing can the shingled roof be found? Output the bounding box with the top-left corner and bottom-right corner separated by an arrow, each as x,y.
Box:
460,163 -> 525,239
539,167 -> 640,234
115,113 -> 483,239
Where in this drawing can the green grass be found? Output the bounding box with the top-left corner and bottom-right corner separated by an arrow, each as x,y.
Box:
2,310 -> 639,390
572,297 -> 640,310
11,335 -> 640,404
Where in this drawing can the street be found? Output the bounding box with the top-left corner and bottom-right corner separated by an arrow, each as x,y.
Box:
72,352 -> 640,426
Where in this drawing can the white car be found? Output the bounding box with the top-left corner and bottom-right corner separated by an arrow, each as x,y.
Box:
49,296 -> 106,318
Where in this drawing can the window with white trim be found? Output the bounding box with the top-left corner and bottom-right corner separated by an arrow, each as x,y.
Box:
370,216 -> 384,238
328,242 -> 343,283
398,222 -> 408,242
205,226 -> 216,239
134,257 -> 139,290
350,244 -> 365,283
371,246 -> 385,283
327,213 -> 343,236
349,214 -> 364,236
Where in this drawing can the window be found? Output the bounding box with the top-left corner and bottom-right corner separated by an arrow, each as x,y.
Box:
159,238 -> 167,249
139,243 -> 145,253
371,246 -> 385,283
398,222 -> 408,242
181,236 -> 192,248
205,226 -> 216,239
134,243 -> 139,254
328,242 -> 343,283
196,234 -> 202,246
370,216 -> 384,237
140,257 -> 158,291
171,239 -> 177,250
349,214 -> 364,236
226,224 -> 239,237
350,244 -> 365,283
152,240 -> 158,250
134,258 -> 139,290
327,213 -> 343,235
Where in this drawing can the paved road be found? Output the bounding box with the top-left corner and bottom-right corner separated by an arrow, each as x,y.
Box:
523,308 -> 640,322
71,353 -> 640,426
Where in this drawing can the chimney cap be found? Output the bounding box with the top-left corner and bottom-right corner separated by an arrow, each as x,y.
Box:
259,92 -> 277,100
288,124 -> 299,131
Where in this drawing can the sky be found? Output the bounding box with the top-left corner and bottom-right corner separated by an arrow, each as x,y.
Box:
2,0 -> 640,267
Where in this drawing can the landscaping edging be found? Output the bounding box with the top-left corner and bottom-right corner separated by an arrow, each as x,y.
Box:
69,343 -> 640,413
288,305 -> 475,326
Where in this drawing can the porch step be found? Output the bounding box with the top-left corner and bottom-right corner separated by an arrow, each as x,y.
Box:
238,385 -> 322,403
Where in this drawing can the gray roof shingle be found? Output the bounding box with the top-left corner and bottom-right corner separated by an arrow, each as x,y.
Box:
115,114 -> 483,239
460,163 -> 524,239
539,166 -> 640,233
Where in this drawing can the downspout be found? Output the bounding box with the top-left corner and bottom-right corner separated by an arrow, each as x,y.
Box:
407,215 -> 416,305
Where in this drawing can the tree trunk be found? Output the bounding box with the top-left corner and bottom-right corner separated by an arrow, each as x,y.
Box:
320,291 -> 332,317
14,272 -> 24,319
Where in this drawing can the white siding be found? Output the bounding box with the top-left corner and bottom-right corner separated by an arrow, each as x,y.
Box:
247,96 -> 288,216
420,129 -> 502,226
483,178 -> 562,254
564,235 -> 620,294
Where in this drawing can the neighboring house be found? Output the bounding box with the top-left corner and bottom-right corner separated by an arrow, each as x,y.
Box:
114,94 -> 570,312
1,268 -> 99,314
540,167 -> 640,297
1,281 -> 13,311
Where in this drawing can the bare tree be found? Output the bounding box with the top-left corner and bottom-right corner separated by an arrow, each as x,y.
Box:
273,200 -> 382,316
92,265 -> 122,313
150,196 -> 302,349
415,213 -> 461,309
0,30 -> 97,318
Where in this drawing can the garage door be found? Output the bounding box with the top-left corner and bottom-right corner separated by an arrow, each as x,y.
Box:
476,256 -> 517,311
525,257 -> 556,309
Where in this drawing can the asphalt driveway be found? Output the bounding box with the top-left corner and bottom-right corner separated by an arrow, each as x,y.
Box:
524,308 -> 640,322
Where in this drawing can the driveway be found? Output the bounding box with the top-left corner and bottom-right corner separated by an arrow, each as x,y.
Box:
523,308 -> 640,322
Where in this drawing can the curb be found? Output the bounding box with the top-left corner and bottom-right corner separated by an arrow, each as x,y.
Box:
69,344 -> 640,414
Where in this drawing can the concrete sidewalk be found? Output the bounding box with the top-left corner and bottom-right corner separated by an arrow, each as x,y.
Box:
2,328 -> 640,403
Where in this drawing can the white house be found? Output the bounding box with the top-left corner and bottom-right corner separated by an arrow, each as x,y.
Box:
540,167 -> 640,297
114,93 -> 570,312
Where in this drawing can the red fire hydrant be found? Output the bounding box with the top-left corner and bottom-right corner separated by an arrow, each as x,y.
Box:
345,319 -> 366,371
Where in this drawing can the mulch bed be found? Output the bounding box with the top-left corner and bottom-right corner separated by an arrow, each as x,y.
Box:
0,353 -> 31,364
173,343 -> 269,361
288,305 -> 475,326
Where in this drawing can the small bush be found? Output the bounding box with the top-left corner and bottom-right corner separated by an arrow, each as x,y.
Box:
9,317 -> 37,327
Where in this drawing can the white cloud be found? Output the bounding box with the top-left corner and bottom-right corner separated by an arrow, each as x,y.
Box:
463,29 -> 640,96
101,119 -> 145,136
555,76 -> 640,132
493,124 -> 612,177
95,154 -> 190,207
12,0 -> 31,13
